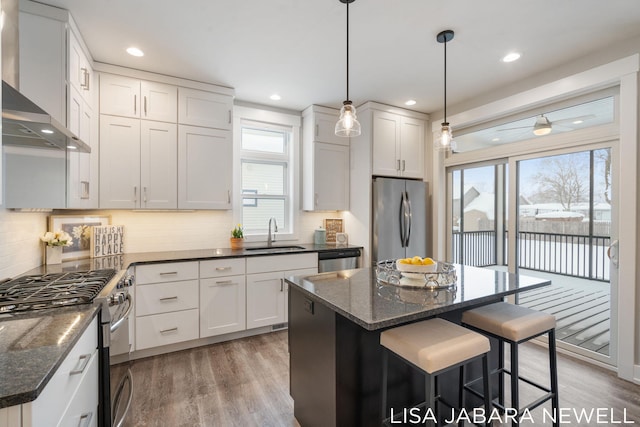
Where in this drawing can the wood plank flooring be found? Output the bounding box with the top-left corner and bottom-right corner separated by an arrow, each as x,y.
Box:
112,330 -> 639,426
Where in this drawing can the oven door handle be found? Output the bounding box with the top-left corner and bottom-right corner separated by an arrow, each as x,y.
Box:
110,294 -> 133,334
112,367 -> 133,427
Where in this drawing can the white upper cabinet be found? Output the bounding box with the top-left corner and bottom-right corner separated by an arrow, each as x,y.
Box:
178,87 -> 233,130
100,74 -> 177,122
302,105 -> 350,211
178,125 -> 232,210
68,85 -> 97,208
140,121 -> 178,209
68,30 -> 93,105
371,109 -> 425,179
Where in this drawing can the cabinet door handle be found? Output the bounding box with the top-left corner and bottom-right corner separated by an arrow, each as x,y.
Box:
402,160 -> 406,171
134,94 -> 137,115
84,69 -> 90,91
159,271 -> 178,276
133,186 -> 137,203
228,110 -> 232,124
143,186 -> 148,203
80,67 -> 89,90
80,181 -> 90,199
215,266 -> 231,271
315,124 -> 319,137
280,278 -> 284,292
396,159 -> 401,171
78,412 -> 93,427
215,280 -> 235,285
144,96 -> 148,116
70,353 -> 92,375
228,190 -> 231,204
315,193 -> 319,208
160,327 -> 178,334
159,296 -> 178,302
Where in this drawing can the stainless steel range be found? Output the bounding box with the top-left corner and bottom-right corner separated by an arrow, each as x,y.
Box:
0,268 -> 134,427
0,269 -> 117,312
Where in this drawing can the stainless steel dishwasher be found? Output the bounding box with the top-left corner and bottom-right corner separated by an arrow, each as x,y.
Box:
318,248 -> 361,272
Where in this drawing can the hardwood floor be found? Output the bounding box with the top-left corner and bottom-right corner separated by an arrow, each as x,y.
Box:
114,330 -> 639,426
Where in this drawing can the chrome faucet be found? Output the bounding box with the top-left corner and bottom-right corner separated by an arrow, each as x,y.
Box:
268,217 -> 278,247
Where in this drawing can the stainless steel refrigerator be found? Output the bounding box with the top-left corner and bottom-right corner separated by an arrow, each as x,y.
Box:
372,177 -> 427,263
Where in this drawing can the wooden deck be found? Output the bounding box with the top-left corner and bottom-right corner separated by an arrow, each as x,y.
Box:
515,269 -> 611,356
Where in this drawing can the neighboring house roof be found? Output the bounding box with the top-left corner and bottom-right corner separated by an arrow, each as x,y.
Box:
464,192 -> 495,220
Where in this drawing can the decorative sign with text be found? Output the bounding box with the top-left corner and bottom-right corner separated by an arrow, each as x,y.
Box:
91,225 -> 125,258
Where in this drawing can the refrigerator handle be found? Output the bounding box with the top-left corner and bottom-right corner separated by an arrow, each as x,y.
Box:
405,190 -> 412,246
399,191 -> 406,248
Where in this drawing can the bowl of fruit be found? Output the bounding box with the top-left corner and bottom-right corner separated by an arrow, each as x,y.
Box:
396,256 -> 438,280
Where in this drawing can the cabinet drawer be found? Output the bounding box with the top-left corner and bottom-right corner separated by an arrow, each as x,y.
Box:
246,253 -> 318,274
57,350 -> 99,427
135,262 -> 198,285
136,280 -> 199,317
200,258 -> 246,278
27,318 -> 98,426
136,309 -> 199,350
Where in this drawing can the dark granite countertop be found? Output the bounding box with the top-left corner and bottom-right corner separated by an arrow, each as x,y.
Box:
0,304 -> 99,408
285,265 -> 551,330
0,243 -> 360,409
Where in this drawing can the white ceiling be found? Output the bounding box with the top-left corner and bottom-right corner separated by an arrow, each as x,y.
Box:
37,0 -> 640,114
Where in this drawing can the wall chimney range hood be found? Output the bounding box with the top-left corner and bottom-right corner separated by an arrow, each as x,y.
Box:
1,0 -> 90,153
3,81 -> 91,152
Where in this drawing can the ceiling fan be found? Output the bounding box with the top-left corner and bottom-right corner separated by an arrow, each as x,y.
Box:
498,114 -> 595,136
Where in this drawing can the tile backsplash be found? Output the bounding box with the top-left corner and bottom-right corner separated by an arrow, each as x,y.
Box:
0,208 -> 341,279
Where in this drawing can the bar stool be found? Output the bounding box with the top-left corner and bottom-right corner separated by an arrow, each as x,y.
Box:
461,302 -> 559,427
380,318 -> 492,427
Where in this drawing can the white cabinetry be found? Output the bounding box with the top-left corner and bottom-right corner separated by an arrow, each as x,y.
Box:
99,115 -> 177,209
177,125 -> 232,210
178,87 -> 233,130
99,74 -> 177,122
135,262 -> 200,350
246,253 -> 317,328
19,2 -> 99,208
200,258 -> 246,338
302,105 -> 350,211
19,318 -> 98,427
372,110 -> 425,179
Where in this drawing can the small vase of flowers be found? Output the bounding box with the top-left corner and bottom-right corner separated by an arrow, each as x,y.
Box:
230,224 -> 244,250
40,230 -> 73,265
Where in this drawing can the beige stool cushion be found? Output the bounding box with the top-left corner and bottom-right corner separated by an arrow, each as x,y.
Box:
380,318 -> 490,374
462,302 -> 556,342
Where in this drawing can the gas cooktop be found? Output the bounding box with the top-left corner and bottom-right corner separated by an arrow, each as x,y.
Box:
0,269 -> 117,313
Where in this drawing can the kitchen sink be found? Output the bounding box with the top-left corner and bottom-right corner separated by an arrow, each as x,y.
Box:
245,245 -> 306,252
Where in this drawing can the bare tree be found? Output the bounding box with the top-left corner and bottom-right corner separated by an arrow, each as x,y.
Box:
595,149 -> 612,204
532,156 -> 588,210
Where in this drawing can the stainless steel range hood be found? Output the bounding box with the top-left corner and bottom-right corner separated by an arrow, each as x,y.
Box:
1,0 -> 90,153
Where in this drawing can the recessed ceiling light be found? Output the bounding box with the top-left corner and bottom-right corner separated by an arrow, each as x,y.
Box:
491,138 -> 500,142
573,120 -> 583,124
67,145 -> 77,150
126,47 -> 144,57
405,100 -> 416,106
41,129 -> 54,134
502,52 -> 521,63
270,94 -> 281,101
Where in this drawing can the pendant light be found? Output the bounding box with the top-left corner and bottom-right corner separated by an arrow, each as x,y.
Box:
335,0 -> 361,137
435,30 -> 454,151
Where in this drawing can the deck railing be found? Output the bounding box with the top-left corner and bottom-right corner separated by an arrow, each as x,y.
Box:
452,230 -> 610,281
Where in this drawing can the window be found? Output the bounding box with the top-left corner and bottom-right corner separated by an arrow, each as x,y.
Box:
234,107 -> 299,239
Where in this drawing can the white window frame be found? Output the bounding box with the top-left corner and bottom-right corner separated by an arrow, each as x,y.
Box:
233,105 -> 301,243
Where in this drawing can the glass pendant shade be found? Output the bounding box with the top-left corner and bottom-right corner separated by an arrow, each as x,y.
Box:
435,122 -> 454,151
335,102 -> 361,137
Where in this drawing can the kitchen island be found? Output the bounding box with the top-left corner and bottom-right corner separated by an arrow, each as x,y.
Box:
285,265 -> 551,427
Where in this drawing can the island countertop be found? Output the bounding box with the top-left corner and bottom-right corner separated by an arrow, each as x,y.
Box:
285,264 -> 551,330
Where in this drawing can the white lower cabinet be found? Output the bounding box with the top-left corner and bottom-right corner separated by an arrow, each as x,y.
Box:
246,253 -> 318,328
19,318 -> 98,427
200,275 -> 246,337
135,262 -> 200,350
246,271 -> 286,329
135,309 -> 200,350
